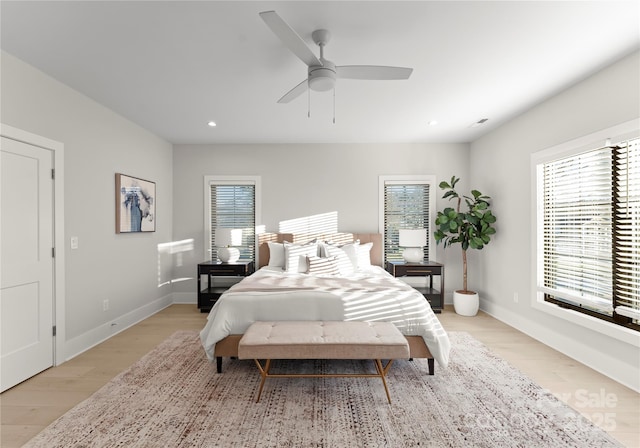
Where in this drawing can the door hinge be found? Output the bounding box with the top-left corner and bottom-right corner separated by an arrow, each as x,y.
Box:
52,247 -> 55,258
51,168 -> 55,179
53,326 -> 57,337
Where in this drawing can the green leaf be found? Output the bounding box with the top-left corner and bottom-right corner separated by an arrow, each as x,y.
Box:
483,212 -> 497,223
438,181 -> 451,189
442,190 -> 457,200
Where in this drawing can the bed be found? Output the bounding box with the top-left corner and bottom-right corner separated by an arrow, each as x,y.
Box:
199,232 -> 450,375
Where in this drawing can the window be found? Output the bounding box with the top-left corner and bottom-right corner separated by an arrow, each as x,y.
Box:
537,137 -> 639,331
379,176 -> 436,263
204,176 -> 260,263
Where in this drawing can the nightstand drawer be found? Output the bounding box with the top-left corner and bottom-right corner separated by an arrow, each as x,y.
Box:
200,263 -> 253,276
391,264 -> 442,277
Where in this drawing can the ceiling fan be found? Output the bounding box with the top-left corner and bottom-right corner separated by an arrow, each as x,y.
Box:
259,10 -> 413,104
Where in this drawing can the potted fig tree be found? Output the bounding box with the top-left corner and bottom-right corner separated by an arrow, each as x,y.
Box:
434,176 -> 497,316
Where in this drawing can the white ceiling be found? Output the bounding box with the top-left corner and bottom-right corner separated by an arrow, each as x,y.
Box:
1,1 -> 638,144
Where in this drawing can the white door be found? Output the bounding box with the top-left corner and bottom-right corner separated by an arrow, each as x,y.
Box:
1,136 -> 54,392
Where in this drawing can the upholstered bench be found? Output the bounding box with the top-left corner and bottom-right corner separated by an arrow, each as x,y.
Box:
238,321 -> 410,403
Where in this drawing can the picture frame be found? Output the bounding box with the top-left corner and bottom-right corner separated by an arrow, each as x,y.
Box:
115,173 -> 156,233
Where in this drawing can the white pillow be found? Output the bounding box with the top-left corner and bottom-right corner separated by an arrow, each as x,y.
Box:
317,241 -> 330,258
357,242 -> 373,269
307,255 -> 339,276
267,242 -> 285,268
284,242 -> 318,273
324,244 -> 355,276
340,241 -> 360,271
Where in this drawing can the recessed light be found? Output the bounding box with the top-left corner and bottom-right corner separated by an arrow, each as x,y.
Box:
207,121 -> 217,127
427,120 -> 438,126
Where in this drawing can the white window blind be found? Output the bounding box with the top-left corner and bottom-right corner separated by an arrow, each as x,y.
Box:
542,146 -> 613,312
210,184 -> 255,262
540,137 -> 639,328
384,182 -> 430,263
613,139 -> 640,322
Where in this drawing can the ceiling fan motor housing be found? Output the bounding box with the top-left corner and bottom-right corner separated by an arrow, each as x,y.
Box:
308,59 -> 336,92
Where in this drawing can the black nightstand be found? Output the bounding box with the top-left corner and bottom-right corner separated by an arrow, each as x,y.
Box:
386,261 -> 444,313
197,260 -> 254,312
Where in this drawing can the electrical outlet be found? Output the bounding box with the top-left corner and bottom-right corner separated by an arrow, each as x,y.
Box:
103,299 -> 109,311
513,292 -> 519,303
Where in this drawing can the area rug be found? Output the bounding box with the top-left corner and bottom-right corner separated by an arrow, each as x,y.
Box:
23,331 -> 622,448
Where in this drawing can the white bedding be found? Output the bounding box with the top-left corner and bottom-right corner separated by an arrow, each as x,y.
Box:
199,266 -> 451,367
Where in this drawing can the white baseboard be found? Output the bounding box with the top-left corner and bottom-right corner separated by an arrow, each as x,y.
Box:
480,300 -> 640,393
64,294 -> 173,361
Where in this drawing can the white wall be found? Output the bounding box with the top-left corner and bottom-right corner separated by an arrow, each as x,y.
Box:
470,51 -> 640,391
4,44 -> 637,391
171,143 -> 470,298
1,51 -> 174,358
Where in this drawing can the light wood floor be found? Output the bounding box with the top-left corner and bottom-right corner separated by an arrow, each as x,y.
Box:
1,305 -> 638,447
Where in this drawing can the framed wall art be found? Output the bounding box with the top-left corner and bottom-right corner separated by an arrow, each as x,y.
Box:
115,173 -> 156,233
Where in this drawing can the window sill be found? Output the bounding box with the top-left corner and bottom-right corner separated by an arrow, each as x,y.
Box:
532,293 -> 640,347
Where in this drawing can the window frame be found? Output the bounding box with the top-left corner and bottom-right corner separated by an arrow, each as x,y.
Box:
203,175 -> 261,263
378,175 -> 437,264
531,120 -> 639,344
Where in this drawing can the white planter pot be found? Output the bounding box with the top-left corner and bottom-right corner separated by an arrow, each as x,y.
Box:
453,290 -> 479,316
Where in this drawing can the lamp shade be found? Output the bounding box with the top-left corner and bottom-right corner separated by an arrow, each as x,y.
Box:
215,228 -> 243,247
399,229 -> 426,263
399,229 -> 427,248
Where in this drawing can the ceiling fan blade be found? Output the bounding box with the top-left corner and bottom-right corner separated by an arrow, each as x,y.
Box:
277,79 -> 308,104
336,66 -> 413,80
259,11 -> 322,68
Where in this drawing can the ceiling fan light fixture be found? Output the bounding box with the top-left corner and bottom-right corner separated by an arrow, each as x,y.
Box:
308,73 -> 335,92
308,62 -> 336,92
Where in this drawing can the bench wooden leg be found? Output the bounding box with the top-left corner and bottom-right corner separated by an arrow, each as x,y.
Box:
249,359 -> 395,404
216,356 -> 222,373
374,359 -> 393,403
253,359 -> 271,403
428,358 -> 434,375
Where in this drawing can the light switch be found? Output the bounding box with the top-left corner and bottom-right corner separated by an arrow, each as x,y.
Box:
70,236 -> 79,249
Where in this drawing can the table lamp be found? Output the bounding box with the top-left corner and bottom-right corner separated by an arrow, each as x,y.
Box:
399,229 -> 426,263
215,228 -> 242,263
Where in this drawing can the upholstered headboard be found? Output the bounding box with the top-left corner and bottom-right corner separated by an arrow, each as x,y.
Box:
257,232 -> 383,269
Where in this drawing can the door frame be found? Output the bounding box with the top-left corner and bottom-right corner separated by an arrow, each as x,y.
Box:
1,123 -> 66,365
